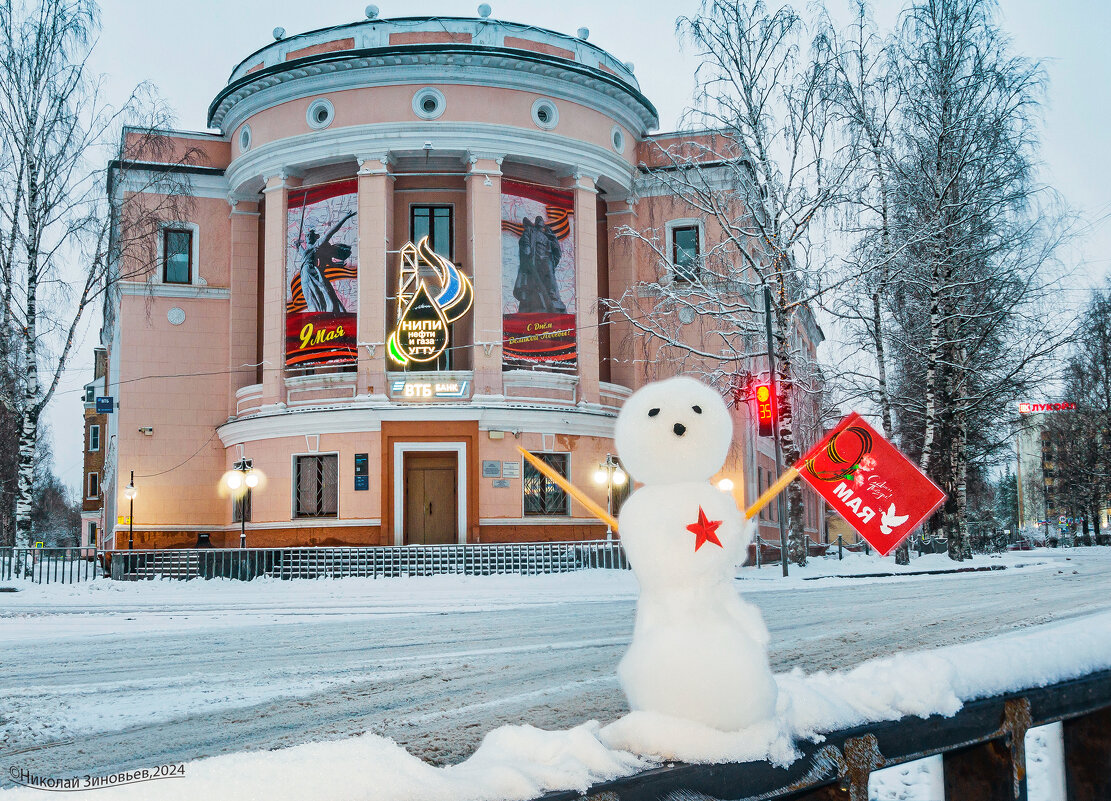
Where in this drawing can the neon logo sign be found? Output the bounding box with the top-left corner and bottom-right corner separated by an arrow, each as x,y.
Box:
387,237 -> 473,366
1018,402 -> 1075,414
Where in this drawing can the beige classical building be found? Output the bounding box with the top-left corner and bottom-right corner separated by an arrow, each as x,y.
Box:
99,13 -> 826,549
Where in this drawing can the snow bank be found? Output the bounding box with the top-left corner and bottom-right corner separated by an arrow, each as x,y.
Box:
3,724 -> 643,801
5,608 -> 1108,801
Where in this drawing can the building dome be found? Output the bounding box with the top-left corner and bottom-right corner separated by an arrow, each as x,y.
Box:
208,16 -> 658,198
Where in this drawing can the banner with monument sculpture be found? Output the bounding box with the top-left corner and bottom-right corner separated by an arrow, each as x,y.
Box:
500,180 -> 576,372
285,179 -> 359,368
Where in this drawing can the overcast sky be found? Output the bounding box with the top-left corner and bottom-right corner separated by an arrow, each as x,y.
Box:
48,0 -> 1111,495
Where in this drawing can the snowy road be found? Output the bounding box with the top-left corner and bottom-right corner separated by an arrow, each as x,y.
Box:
2,549 -> 1109,786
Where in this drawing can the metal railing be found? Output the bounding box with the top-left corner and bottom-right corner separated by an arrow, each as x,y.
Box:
0,547 -> 100,584
537,668 -> 1111,800
106,540 -> 629,581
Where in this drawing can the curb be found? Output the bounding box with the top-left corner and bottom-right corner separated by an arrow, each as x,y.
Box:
797,561 -> 1046,581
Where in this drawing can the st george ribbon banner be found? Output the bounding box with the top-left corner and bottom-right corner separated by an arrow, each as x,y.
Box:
797,412 -> 946,556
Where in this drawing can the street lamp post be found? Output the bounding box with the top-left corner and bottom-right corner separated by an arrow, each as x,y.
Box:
226,458 -> 258,548
592,455 -> 627,540
124,471 -> 137,550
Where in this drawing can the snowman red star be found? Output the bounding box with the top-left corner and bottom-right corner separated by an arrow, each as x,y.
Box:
686,506 -> 723,551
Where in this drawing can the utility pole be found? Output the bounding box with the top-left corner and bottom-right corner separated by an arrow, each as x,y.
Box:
765,284 -> 789,577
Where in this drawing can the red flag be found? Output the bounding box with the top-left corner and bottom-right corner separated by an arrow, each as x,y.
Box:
796,413 -> 946,556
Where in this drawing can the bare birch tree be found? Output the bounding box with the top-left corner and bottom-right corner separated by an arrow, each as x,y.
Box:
605,0 -> 855,565
881,0 -> 1075,560
0,0 -> 195,567
820,1 -> 919,563
819,0 -> 1073,561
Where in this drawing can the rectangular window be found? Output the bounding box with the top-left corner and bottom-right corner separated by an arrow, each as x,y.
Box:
767,470 -> 776,522
87,472 -> 99,499
671,225 -> 700,282
294,454 -> 338,518
89,424 -> 100,452
757,469 -> 765,520
88,522 -> 97,548
523,452 -> 570,516
163,228 -> 192,284
233,488 -> 252,524
407,205 -> 456,371
410,205 -> 454,259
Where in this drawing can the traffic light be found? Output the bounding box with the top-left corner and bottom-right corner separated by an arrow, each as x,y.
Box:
754,384 -> 776,437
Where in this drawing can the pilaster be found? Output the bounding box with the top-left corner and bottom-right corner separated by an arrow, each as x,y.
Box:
261,172 -> 300,406
573,172 -> 600,404
466,154 -> 505,398
356,154 -> 393,396
605,194 -> 638,390
227,196 -> 260,414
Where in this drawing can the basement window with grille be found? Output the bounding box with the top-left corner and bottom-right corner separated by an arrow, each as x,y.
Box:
523,452 -> 570,516
294,454 -> 338,518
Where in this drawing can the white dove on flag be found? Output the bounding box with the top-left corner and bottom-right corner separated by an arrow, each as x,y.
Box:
880,504 -> 909,535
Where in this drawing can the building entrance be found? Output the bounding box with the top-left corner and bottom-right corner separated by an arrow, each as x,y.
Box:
403,452 -> 458,545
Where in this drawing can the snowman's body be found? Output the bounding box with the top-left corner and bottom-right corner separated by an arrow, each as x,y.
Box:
614,378 -> 778,732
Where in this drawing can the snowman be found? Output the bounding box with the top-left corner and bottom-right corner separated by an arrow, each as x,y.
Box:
613,376 -> 778,732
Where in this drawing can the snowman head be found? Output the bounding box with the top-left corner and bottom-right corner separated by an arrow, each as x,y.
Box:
615,377 -> 733,485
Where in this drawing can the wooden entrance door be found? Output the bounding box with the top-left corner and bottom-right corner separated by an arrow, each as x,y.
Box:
403,453 -> 458,544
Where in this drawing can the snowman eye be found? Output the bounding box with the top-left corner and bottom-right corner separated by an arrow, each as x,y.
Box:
648,408 -> 660,417
692,405 -> 702,414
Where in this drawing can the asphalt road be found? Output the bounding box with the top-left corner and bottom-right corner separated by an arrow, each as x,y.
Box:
2,552 -> 1109,786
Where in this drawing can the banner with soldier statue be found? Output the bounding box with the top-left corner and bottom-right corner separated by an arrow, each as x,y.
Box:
500,181 -> 576,372
285,179 -> 359,368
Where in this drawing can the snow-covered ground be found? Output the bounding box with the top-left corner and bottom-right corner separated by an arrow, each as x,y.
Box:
2,547 -> 1109,799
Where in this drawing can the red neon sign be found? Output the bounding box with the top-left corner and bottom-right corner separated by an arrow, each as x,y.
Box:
1018,402 -> 1075,414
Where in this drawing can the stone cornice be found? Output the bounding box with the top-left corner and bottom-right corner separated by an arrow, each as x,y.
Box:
217,399 -> 620,447
210,47 -> 657,139
225,121 -> 637,196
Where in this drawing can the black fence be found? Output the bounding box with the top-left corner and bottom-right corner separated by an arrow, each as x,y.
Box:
0,547 -> 99,584
106,540 -> 629,581
537,668 -> 1111,801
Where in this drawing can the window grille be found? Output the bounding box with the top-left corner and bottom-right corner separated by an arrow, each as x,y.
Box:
233,488 -> 252,523
295,455 -> 338,518
523,453 -> 570,516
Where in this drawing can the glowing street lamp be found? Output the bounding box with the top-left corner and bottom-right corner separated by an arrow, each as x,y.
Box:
593,454 -> 627,541
227,458 -> 258,548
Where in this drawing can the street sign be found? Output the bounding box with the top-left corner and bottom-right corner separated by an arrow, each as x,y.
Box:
354,453 -> 368,491
797,412 -> 946,556
95,396 -> 114,414
117,516 -> 131,525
